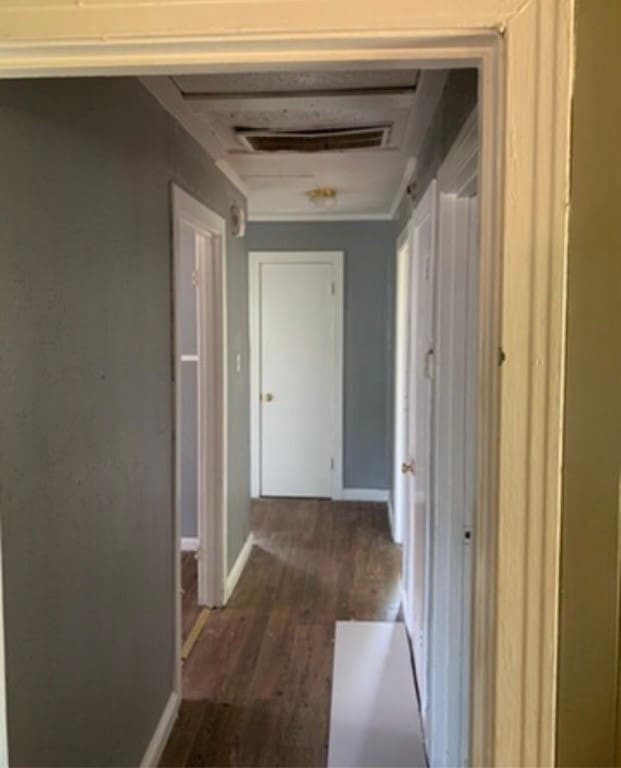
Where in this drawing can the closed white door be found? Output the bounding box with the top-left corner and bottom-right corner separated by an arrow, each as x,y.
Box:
254,253 -> 343,498
404,180 -> 437,725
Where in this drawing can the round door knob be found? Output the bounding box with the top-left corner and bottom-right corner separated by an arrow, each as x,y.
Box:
264,393 -> 274,403
401,461 -> 416,475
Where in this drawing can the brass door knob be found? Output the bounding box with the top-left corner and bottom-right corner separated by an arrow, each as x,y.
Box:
401,461 -> 416,475
263,393 -> 274,403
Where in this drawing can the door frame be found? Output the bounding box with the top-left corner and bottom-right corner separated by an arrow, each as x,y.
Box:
171,184 -> 228,693
0,4 -> 573,763
249,250 -> 344,500
392,223 -> 412,545
427,108 -> 479,766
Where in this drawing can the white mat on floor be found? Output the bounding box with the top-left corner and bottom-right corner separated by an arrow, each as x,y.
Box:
328,621 -> 427,768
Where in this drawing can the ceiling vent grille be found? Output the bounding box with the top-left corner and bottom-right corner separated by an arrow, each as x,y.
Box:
235,125 -> 391,153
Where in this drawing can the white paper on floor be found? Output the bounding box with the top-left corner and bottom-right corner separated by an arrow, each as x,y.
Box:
328,621 -> 427,768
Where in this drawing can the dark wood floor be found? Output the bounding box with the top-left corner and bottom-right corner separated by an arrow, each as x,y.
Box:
161,498 -> 402,767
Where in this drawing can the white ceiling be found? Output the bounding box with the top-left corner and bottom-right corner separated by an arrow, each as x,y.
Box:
142,68 -> 449,221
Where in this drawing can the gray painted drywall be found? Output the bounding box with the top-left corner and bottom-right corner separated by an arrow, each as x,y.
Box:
396,69 -> 478,230
247,221 -> 396,490
0,76 -> 250,766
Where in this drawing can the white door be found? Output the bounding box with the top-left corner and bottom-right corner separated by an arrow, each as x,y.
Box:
251,252 -> 343,498
426,111 -> 479,767
393,228 -> 411,545
459,194 -> 479,765
404,180 -> 438,726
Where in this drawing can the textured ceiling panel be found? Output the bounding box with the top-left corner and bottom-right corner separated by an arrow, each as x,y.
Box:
149,67 -> 449,217
172,69 -> 419,95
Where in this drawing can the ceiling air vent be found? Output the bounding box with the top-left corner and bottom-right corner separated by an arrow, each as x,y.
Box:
235,125 -> 392,153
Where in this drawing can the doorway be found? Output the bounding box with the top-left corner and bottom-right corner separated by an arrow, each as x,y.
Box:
249,251 -> 344,499
172,184 -> 227,626
0,5 -> 573,764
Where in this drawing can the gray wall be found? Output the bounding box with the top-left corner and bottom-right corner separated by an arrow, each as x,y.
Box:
396,69 -> 478,230
0,77 -> 249,766
247,221 -> 396,490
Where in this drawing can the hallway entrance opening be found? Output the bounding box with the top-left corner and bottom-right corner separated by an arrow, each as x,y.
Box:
165,59 -> 485,768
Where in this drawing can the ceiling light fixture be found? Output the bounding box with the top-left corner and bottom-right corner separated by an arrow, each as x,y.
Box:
306,187 -> 337,209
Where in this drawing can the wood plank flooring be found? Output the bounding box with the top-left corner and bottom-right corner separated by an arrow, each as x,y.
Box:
161,498 -> 403,768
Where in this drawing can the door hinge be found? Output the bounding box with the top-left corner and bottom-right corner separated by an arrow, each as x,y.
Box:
330,458 -> 335,470
191,270 -> 198,287
331,281 -> 336,296
498,346 -> 507,367
464,528 -> 473,543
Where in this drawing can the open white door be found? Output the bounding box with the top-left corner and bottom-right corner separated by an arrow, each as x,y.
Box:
250,251 -> 343,500
393,225 -> 412,544
427,109 -> 479,767
403,179 -> 438,728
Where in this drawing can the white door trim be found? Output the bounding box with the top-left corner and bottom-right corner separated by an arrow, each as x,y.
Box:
392,222 -> 412,545
0,7 -> 573,764
249,250 -> 344,500
171,184 -> 228,696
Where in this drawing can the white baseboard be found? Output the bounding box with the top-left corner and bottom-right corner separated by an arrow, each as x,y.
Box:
387,492 -> 397,543
341,488 -> 390,503
140,690 -> 179,767
224,532 -> 254,604
181,537 -> 199,552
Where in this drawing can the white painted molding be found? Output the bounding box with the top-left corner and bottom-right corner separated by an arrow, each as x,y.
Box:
224,533 -> 254,604
181,537 -> 199,552
387,492 -> 398,544
341,488 -> 390,503
248,212 -> 393,223
140,691 -> 179,768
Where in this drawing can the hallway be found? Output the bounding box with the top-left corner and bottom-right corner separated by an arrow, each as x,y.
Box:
161,499 -> 402,767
